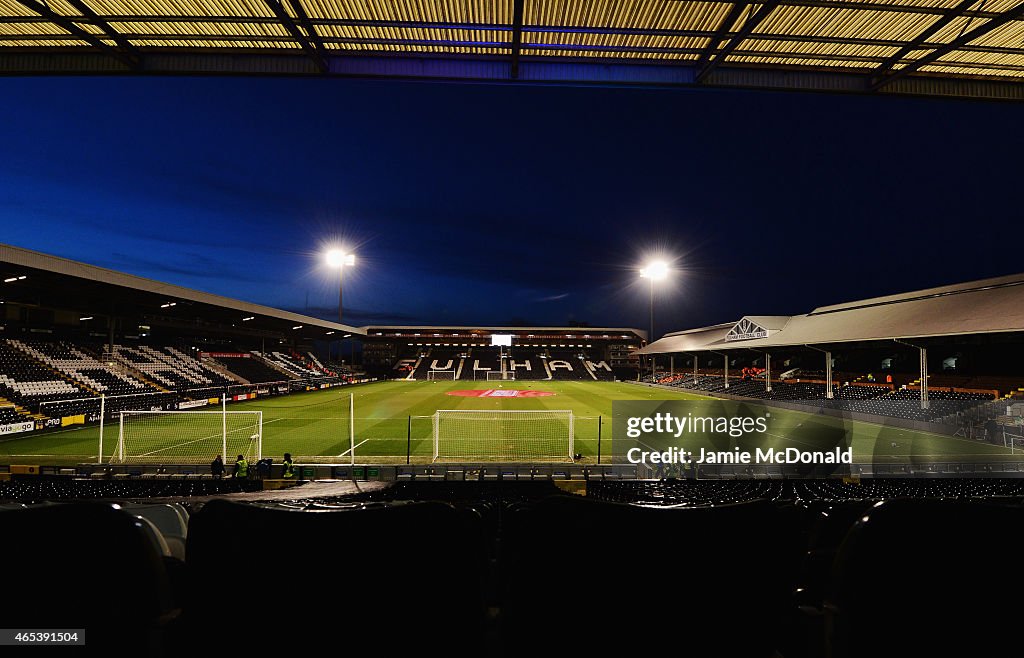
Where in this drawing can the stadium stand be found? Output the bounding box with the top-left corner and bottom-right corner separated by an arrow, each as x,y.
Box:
256,350 -> 320,378
0,339 -> 83,411
114,345 -> 238,390
10,339 -> 156,396
212,354 -> 293,384
409,347 -> 464,379
505,348 -> 543,380
1,478 -> 1024,656
461,346 -> 501,380
545,350 -> 593,380
651,369 -> 1001,424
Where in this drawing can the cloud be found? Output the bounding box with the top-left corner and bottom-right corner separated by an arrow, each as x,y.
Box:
104,252 -> 269,284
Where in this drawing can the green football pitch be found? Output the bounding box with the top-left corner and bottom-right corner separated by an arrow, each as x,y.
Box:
0,380 -> 1012,465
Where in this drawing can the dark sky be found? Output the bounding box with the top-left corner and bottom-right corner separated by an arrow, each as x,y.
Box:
1,77 -> 1021,337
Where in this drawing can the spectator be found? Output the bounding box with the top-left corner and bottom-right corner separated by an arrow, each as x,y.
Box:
211,454 -> 225,478
233,454 -> 248,479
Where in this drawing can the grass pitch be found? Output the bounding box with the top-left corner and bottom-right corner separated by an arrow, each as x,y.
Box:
0,380 -> 1012,465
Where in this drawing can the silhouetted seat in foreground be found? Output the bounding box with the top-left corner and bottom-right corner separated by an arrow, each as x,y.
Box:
185,499 -> 487,653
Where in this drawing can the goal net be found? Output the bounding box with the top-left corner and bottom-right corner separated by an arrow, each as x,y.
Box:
427,370 -> 456,381
486,371 -> 514,381
112,410 -> 262,464
432,409 -> 573,462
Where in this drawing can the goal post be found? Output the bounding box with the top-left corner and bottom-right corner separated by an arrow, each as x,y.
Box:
427,370 -> 456,381
432,409 -> 574,462
112,410 -> 262,464
486,371 -> 514,381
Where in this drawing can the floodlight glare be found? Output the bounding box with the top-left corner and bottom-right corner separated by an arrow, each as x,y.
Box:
326,249 -> 355,268
325,248 -> 357,323
640,261 -> 669,281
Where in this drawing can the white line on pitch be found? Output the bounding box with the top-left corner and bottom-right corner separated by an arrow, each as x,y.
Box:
338,438 -> 370,457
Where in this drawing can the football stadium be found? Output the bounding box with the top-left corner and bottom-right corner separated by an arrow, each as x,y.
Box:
3,1 -> 1024,656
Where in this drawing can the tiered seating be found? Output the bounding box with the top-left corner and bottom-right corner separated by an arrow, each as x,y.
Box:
0,406 -> 26,423
545,349 -> 592,380
11,339 -> 154,397
836,384 -> 888,400
409,347 -> 464,379
504,348 -> 543,380
2,479 -> 1024,657
114,345 -> 238,390
0,339 -> 84,410
255,351 -> 320,378
215,355 -> 294,383
652,369 -> 996,423
460,347 -> 500,380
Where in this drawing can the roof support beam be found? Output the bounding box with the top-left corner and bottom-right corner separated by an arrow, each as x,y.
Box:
871,0 -> 979,83
511,0 -> 524,79
287,0 -> 329,64
873,1 -> 1024,89
697,1 -> 781,83
693,2 -> 748,73
63,0 -> 142,59
13,0 -> 139,70
264,0 -> 327,73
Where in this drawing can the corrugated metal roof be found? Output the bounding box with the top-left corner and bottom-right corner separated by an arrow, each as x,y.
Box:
639,272 -> 1024,354
2,0 -> 1024,98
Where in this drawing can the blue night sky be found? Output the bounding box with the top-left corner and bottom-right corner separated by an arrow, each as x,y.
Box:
1,76 -> 1021,336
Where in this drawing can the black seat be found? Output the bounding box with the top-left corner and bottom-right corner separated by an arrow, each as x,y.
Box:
0,503 -> 176,656
185,499 -> 487,653
827,499 -> 1024,658
500,495 -> 800,657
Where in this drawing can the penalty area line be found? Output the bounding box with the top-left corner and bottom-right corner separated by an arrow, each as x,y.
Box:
338,438 -> 370,457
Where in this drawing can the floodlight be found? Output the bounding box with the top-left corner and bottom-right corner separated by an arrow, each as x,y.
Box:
640,261 -> 669,281
326,249 -> 355,268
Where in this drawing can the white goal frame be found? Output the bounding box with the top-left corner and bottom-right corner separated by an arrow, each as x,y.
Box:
427,370 -> 456,380
113,410 -> 263,464
486,371 -> 514,381
431,409 -> 574,463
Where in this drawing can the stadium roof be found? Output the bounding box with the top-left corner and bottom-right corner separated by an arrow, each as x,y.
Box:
2,0 -> 1024,100
639,271 -> 1024,354
364,325 -> 647,341
0,243 -> 364,340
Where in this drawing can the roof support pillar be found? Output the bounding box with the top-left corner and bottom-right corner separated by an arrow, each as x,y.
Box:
670,354 -> 674,376
710,350 -> 729,389
805,345 -> 833,399
920,346 -> 929,410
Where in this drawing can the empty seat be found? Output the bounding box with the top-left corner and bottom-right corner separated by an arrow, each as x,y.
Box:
500,495 -> 801,657
0,503 -> 177,655
826,499 -> 1024,658
185,499 -> 487,653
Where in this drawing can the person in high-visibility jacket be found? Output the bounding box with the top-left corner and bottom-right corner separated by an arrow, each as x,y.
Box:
233,454 -> 248,479
282,453 -> 296,479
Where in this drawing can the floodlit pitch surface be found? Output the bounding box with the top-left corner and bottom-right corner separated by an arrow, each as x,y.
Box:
0,380 -> 1014,465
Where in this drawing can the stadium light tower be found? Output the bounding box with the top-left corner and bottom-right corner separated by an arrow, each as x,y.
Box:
325,249 -> 356,323
640,261 -> 669,342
